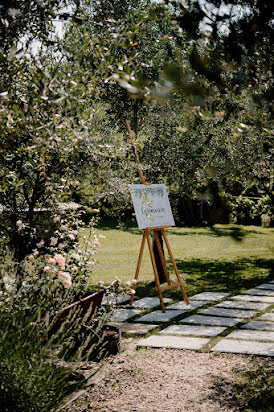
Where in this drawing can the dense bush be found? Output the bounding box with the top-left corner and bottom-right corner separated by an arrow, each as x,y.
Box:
229,195 -> 273,227
0,247 -> 110,411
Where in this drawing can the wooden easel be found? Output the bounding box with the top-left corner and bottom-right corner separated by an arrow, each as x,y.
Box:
125,120 -> 189,312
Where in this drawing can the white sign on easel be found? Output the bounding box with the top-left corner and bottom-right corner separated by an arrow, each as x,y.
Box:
130,184 -> 175,229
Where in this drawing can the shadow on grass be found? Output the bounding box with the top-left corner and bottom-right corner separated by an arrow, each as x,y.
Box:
134,257 -> 274,301
97,221 -> 264,240
166,226 -> 261,239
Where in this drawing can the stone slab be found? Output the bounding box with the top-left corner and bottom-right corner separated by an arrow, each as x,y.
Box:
190,292 -> 230,301
159,324 -> 226,337
256,313 -> 274,322
199,307 -> 258,319
137,335 -> 210,350
242,289 -> 274,297
226,329 -> 274,342
268,281 -> 274,284
241,321 -> 274,331
136,310 -> 186,323
102,294 -> 131,306
108,322 -> 158,335
231,295 -> 274,303
211,339 -> 274,357
167,300 -> 211,310
215,300 -> 270,311
109,309 -> 142,322
179,314 -> 241,327
130,297 -> 171,309
256,283 -> 274,290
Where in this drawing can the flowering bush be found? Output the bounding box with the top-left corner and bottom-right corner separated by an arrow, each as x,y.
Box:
0,246 -> 110,412
5,208 -> 99,297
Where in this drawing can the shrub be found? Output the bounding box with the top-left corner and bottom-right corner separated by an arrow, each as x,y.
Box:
0,247 -> 109,411
230,195 -> 273,226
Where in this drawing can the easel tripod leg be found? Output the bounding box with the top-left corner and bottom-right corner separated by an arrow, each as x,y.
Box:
130,231 -> 146,305
161,228 -> 189,305
145,230 -> 166,312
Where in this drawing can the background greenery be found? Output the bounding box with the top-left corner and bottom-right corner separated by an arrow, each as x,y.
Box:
0,1 -> 273,410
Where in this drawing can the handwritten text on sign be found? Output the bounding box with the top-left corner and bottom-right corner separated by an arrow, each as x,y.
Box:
130,184 -> 175,229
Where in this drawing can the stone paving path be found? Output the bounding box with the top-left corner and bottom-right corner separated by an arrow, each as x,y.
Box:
108,281 -> 274,357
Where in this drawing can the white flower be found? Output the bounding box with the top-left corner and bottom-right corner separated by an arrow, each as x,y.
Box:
132,279 -> 137,284
3,276 -> 15,293
16,220 -> 26,230
71,253 -> 81,260
68,233 -> 75,240
130,289 -> 136,295
43,266 -> 51,272
53,216 -> 61,222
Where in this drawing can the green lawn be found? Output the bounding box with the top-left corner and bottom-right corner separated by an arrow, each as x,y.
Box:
83,223 -> 274,300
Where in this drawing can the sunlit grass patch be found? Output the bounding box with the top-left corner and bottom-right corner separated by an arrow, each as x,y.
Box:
82,223 -> 274,298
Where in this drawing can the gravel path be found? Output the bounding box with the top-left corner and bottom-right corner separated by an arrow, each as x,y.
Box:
65,338 -> 267,412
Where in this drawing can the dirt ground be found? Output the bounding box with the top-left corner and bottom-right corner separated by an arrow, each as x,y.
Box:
65,338 -> 269,412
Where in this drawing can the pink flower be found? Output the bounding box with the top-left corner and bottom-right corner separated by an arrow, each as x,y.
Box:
43,266 -> 51,272
50,237 -> 58,246
37,240 -> 44,248
48,257 -> 56,264
54,253 -> 66,270
57,271 -> 72,288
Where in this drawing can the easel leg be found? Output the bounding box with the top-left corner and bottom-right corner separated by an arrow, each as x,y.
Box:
145,230 -> 166,312
161,228 -> 189,305
153,230 -> 171,285
130,231 -> 146,304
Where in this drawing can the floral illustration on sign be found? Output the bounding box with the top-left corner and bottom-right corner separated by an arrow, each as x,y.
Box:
132,186 -> 164,199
